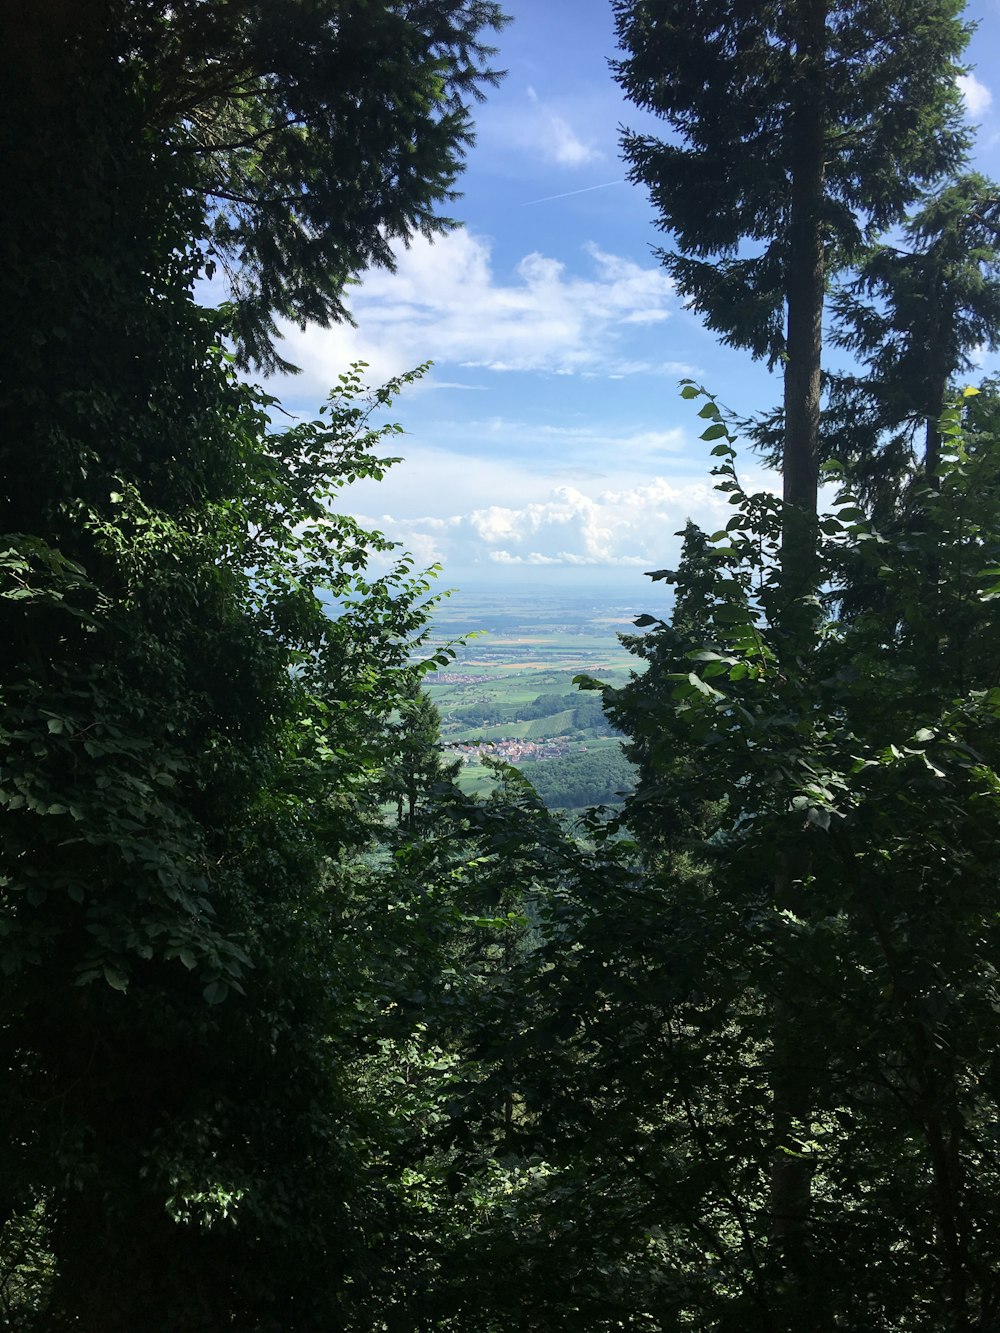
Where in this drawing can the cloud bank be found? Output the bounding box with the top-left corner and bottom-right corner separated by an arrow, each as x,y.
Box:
353,472 -> 776,580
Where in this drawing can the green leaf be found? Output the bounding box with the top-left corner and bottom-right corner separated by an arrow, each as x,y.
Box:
687,672 -> 722,698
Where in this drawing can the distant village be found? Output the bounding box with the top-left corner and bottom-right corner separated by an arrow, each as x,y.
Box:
428,671 -> 495,685
446,737 -> 574,766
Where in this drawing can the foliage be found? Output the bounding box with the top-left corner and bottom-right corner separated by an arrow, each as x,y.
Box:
0,18 -> 466,1322
361,764 -> 645,1328
518,745 -> 636,812
496,386 -> 1000,1328
7,0 -> 1000,1327
0,333 -> 444,1325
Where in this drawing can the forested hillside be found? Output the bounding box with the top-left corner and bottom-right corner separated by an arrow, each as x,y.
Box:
3,1 -> 1000,1329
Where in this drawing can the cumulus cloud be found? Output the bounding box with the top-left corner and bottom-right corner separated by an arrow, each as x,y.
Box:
354,474 -> 757,576
466,480 -> 713,567
958,72 -> 992,118
269,230 -> 679,397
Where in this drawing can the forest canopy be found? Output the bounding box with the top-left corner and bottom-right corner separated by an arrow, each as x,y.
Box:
3,1 -> 1000,1329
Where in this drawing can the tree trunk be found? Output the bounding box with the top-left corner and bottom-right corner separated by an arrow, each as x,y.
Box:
779,0 -> 827,640
923,270 -> 952,487
771,1 -> 828,1318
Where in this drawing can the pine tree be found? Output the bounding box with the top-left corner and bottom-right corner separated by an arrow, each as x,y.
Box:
612,12 -> 973,1299
612,0 -> 969,609
6,1 -> 509,376
382,681 -> 462,832
828,173 -> 1000,496
160,0 -> 508,372
602,521 -> 736,858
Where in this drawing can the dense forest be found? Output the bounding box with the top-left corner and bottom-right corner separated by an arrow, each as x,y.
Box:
519,745 -> 636,812
3,1 -> 1000,1329
449,692 -> 617,732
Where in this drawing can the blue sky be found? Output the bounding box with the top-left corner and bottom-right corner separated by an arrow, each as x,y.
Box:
264,0 -> 1000,596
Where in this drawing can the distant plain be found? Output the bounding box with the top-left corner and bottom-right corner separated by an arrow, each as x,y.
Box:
422,586 -> 649,810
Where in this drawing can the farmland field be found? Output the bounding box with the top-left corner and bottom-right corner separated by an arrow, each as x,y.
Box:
420,585 -> 656,811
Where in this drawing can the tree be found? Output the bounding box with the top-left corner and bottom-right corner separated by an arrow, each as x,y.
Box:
381,681 -> 462,832
0,2 -> 501,1321
0,294 -> 443,1324
827,173 -> 1000,493
612,0 -> 969,606
7,0 -> 508,375
493,390 -> 1000,1328
612,11 -> 973,1299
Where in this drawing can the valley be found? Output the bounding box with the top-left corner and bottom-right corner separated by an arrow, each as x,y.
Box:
421,586 -> 655,810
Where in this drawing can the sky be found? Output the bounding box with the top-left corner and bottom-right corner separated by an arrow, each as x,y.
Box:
262,0 -> 1000,601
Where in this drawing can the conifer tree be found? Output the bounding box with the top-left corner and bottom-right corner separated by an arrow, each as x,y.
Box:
382,681 -> 462,832
827,173 -> 1000,495
612,3 -> 974,1307
612,0 -> 969,607
7,0 -> 508,375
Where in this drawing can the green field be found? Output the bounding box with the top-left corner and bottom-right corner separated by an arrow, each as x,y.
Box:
421,589 -> 647,811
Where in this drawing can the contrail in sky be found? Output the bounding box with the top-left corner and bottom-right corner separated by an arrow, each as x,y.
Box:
521,179 -> 627,206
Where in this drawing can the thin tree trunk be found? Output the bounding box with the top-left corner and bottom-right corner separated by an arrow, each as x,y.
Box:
779,0 -> 827,639
924,399 -> 945,486
923,285 -> 951,488
771,1 -> 828,1319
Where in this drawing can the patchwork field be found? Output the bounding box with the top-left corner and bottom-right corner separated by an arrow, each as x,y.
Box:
420,586 -> 652,811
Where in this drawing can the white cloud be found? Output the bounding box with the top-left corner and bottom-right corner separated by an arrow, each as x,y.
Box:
353,473 -> 763,577
471,487 -> 623,565
523,86 -> 603,167
267,231 -> 679,399
958,72 -> 992,118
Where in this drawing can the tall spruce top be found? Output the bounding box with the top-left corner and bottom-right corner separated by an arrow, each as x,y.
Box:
612,0 -> 971,363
